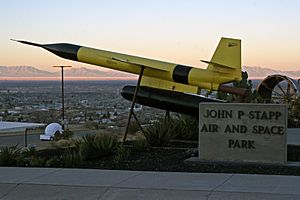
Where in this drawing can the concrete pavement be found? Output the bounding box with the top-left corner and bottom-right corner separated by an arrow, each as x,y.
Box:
0,167 -> 300,199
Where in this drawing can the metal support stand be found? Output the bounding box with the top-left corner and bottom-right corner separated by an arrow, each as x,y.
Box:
24,128 -> 28,147
123,66 -> 145,143
132,112 -> 145,134
165,110 -> 170,119
53,65 -> 71,130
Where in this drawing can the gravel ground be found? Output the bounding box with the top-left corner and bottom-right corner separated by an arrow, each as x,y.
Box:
80,145 -> 300,176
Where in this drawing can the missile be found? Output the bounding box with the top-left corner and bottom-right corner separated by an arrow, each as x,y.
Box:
13,38 -> 248,115
12,38 -> 243,93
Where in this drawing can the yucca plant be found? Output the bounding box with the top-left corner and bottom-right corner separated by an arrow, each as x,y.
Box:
75,135 -> 94,161
143,118 -> 178,147
61,149 -> 82,167
113,145 -> 131,163
45,156 -> 61,167
76,134 -> 119,160
0,145 -> 21,166
174,115 -> 199,141
132,134 -> 148,152
22,146 -> 38,157
94,134 -> 119,157
28,156 -> 45,167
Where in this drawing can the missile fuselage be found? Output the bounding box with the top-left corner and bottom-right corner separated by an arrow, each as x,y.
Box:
15,40 -> 238,91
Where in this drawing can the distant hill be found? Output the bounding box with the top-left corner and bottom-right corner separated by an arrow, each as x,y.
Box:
0,66 -> 134,79
243,66 -> 300,79
53,67 -> 133,77
0,66 -> 53,77
0,66 -> 299,80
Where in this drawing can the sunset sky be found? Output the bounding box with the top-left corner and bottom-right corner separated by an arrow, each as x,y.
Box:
1,0 -> 300,73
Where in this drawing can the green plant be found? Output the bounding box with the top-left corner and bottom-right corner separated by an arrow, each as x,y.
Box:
113,146 -> 131,163
45,156 -> 61,167
62,129 -> 74,139
54,129 -> 74,141
173,115 -> 199,141
22,146 -> 38,157
52,139 -> 75,148
128,122 -> 140,135
94,134 -> 119,156
61,149 -> 82,167
54,131 -> 63,141
0,145 -> 21,166
28,156 -> 45,167
75,134 -> 96,160
132,135 -> 148,152
76,134 -> 119,160
143,118 -> 178,147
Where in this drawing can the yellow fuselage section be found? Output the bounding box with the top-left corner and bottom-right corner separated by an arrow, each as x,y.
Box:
77,47 -> 234,91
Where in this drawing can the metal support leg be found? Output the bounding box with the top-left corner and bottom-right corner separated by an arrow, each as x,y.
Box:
123,66 -> 145,143
132,112 -> 145,134
165,110 -> 170,119
24,128 -> 28,147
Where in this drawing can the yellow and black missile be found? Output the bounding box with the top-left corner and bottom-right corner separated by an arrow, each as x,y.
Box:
12,38 -> 242,92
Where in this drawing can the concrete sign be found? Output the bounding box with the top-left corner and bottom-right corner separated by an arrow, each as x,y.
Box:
199,103 -> 287,164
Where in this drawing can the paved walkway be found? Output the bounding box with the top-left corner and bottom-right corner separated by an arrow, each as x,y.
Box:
0,167 -> 299,199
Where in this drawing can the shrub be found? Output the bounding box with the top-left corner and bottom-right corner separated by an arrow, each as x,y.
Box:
76,134 -> 119,160
62,129 -> 74,139
52,139 -> 75,148
22,146 -> 38,157
45,156 -> 61,167
113,146 -> 131,163
75,134 -> 96,160
128,122 -> 140,135
132,134 -> 148,152
0,145 -> 21,166
54,129 -> 74,141
143,118 -> 178,147
28,156 -> 45,167
54,131 -> 62,141
173,115 -> 199,141
61,149 -> 82,167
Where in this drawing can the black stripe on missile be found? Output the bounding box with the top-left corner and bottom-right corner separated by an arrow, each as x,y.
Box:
172,65 -> 192,84
43,43 -> 81,61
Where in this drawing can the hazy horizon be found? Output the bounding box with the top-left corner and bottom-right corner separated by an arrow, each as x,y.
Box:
1,65 -> 299,81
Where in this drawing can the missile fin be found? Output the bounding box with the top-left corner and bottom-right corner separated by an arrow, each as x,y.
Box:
112,57 -> 168,72
200,60 -> 236,69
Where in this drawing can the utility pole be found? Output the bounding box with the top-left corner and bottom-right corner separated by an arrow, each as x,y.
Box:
53,66 -> 71,129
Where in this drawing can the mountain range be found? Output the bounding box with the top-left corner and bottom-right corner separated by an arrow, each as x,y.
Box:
0,66 -> 134,78
243,66 -> 300,79
0,66 -> 299,79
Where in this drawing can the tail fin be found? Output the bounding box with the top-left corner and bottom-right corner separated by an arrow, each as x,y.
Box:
201,37 -> 241,82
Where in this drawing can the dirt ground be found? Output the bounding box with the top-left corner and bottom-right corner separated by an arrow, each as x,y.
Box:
77,144 -> 300,176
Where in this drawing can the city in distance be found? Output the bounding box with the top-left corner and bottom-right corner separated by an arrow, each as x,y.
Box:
0,80 -> 159,127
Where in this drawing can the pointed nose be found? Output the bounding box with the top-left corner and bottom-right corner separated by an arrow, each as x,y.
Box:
11,39 -> 42,47
11,39 -> 82,61
43,43 -> 81,61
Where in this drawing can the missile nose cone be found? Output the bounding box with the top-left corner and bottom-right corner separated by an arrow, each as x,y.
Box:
11,39 -> 81,61
42,43 -> 81,61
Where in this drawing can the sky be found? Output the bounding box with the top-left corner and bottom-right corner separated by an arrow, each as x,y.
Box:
0,0 -> 300,73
